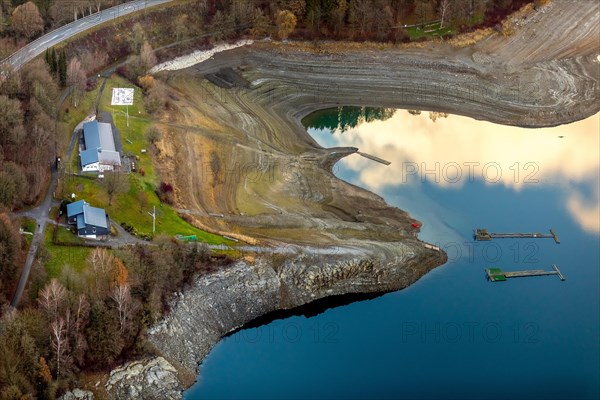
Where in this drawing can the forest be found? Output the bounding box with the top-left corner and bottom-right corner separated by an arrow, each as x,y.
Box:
0,239 -> 232,398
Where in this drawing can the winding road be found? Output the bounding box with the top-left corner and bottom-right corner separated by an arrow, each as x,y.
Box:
1,0 -> 174,70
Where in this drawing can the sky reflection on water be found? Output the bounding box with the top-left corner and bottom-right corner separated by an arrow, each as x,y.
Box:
315,111 -> 600,234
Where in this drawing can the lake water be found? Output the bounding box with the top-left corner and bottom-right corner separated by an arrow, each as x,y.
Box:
185,109 -> 600,400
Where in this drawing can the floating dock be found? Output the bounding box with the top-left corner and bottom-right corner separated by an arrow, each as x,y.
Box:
485,264 -> 565,282
474,228 -> 560,244
357,151 -> 391,165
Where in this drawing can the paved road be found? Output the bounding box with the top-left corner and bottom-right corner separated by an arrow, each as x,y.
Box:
11,110 -> 87,307
1,0 -> 174,71
11,167 -> 59,307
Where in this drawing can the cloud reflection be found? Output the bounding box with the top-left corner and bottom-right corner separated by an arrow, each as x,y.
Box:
317,111 -> 600,234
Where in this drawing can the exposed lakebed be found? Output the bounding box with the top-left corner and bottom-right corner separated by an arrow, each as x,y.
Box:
185,108 -> 600,399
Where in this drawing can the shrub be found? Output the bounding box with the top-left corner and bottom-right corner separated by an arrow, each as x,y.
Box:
85,78 -> 98,91
116,66 -> 128,77
160,182 -> 173,193
138,75 -> 156,92
146,126 -> 162,145
156,182 -> 174,205
143,84 -> 166,114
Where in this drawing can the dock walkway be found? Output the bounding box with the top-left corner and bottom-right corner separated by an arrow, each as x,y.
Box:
357,151 -> 391,165
474,228 -> 560,244
485,264 -> 565,282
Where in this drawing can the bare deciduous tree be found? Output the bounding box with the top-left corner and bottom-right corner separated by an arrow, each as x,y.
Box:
143,84 -> 166,114
139,41 -> 157,73
71,294 -> 89,364
67,57 -> 87,107
348,0 -> 373,38
73,294 -> 90,333
100,169 -> 129,206
111,283 -> 132,333
174,14 -> 189,43
79,49 -> 108,75
38,279 -> 67,320
332,0 -> 348,36
128,22 -> 146,54
87,247 -> 115,296
0,95 -> 25,151
438,0 -> 451,28
50,317 -> 70,378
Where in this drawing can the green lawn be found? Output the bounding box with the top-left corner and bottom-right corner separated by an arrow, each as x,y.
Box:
19,217 -> 36,248
43,229 -> 92,278
57,84 -> 101,156
20,217 -> 36,234
53,225 -> 85,245
63,75 -> 231,245
406,22 -> 454,40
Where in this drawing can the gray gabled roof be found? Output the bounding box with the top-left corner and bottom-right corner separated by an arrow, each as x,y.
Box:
84,120 -> 116,151
98,122 -> 116,151
66,200 -> 87,218
83,204 -> 108,229
67,200 -> 109,230
98,149 -> 121,166
82,121 -> 120,166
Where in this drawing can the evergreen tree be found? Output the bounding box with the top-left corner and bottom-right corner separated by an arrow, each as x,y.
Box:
58,51 -> 67,87
49,48 -> 57,75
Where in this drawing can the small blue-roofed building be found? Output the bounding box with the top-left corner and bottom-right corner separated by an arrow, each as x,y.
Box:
66,200 -> 110,239
80,120 -> 121,172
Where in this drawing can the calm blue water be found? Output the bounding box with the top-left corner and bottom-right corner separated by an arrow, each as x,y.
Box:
186,109 -> 600,400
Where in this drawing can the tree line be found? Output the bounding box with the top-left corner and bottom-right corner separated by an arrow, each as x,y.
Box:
0,37 -> 116,213
186,0 -> 535,42
0,41 -> 110,322
0,0 -> 543,62
304,106 -> 396,133
0,58 -> 58,211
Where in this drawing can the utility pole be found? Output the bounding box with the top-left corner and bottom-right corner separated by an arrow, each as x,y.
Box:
147,205 -> 156,235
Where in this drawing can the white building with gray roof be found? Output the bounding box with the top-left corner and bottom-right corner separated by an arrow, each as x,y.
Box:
80,121 -> 122,172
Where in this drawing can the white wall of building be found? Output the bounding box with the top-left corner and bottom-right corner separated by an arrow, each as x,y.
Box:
82,162 -> 100,172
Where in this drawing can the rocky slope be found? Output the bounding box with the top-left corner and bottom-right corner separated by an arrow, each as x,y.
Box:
148,241 -> 444,374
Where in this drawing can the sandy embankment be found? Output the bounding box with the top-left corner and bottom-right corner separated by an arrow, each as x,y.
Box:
150,40 -> 254,73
